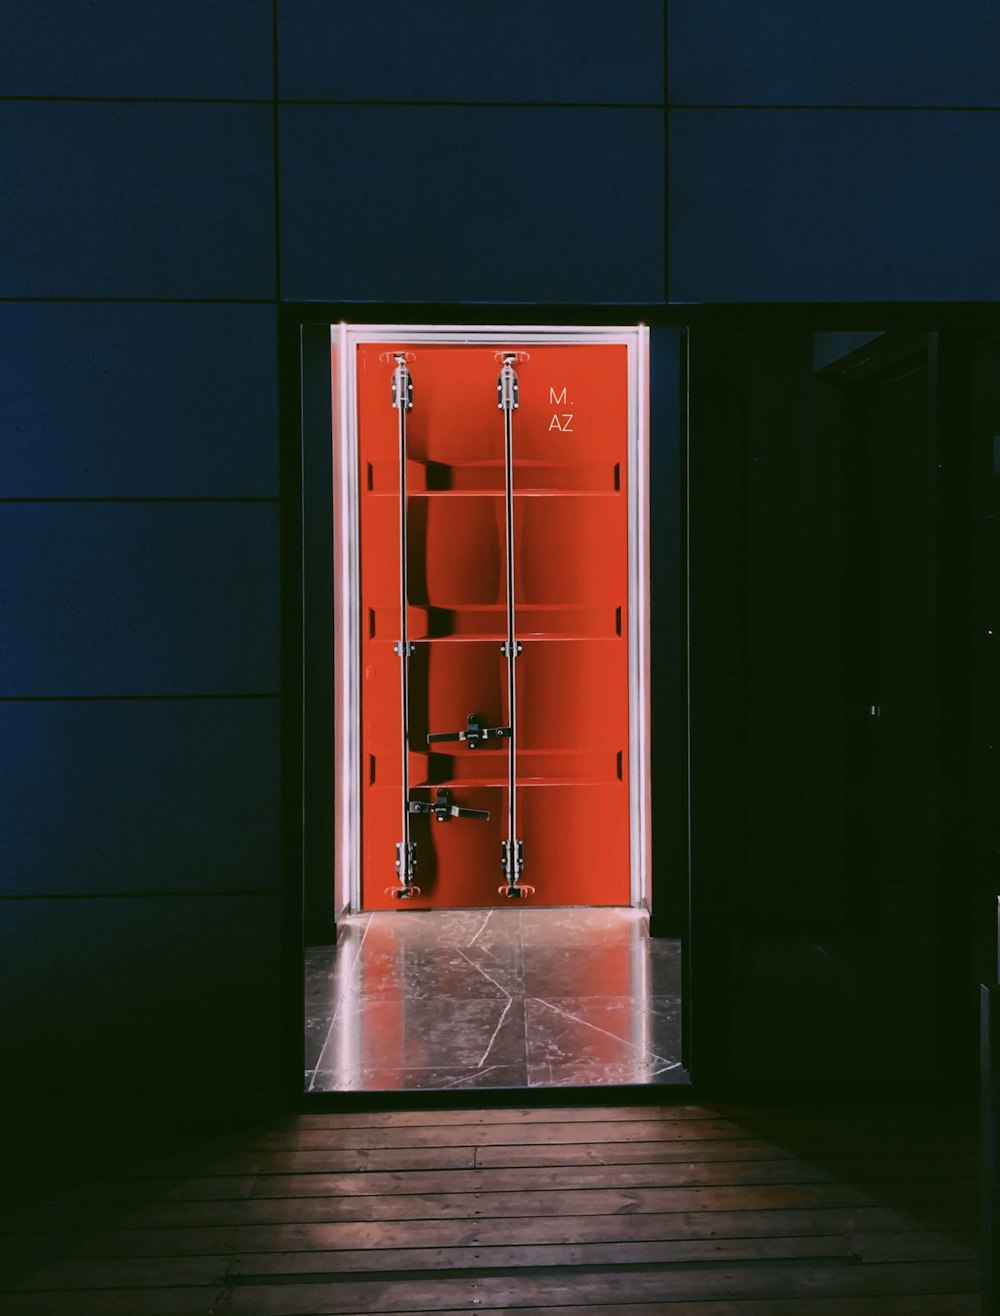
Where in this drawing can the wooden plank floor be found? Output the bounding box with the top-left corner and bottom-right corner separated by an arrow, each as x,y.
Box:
0,1103 -> 980,1314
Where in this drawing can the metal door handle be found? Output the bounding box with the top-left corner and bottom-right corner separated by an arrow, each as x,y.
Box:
409,788 -> 490,823
426,713 -> 511,750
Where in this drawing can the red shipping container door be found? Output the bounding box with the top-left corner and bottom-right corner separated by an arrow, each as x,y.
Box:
357,343 -> 631,909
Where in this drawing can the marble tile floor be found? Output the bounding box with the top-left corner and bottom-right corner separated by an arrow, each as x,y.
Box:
305,907 -> 687,1092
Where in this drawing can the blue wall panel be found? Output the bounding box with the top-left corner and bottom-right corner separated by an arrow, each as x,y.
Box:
279,0 -> 663,104
0,304 -> 278,498
0,894 -> 281,1094
669,109 -> 1000,302
668,1 -> 1000,107
0,104 -> 274,299
0,699 -> 280,896
280,105 -> 664,302
3,4 -> 985,1111
1,2 -> 273,99
0,504 -> 280,697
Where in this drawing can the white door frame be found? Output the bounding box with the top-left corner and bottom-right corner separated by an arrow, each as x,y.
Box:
331,323 -> 651,914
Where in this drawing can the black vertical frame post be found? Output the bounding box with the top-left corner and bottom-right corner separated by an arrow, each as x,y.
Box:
984,980 -> 1000,1314
932,331 -> 977,1085
839,372 -> 881,933
647,325 -> 691,1068
648,326 -> 686,934
683,323 -> 738,1090
279,313 -> 304,1104
299,322 -> 337,945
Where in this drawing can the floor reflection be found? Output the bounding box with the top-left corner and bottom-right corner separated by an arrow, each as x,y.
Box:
305,907 -> 686,1091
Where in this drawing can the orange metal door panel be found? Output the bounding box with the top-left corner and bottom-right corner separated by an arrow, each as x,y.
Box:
357,342 -> 630,909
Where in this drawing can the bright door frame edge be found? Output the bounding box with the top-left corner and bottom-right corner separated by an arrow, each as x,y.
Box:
332,323 -> 651,914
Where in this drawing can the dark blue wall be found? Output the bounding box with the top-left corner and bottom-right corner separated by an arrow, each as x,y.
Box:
0,7 -> 280,1109
0,3 -> 989,1108
667,2 -> 1000,302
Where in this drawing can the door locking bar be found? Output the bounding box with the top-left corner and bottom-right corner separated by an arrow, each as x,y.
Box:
394,841 -> 417,891
501,838 -> 524,880
409,787 -> 491,824
388,353 -> 420,901
497,353 -> 533,900
426,712 -> 511,750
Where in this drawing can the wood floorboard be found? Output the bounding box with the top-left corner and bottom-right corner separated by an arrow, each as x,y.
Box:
274,1128 -> 961,1161
6,1227 -> 978,1291
294,1105 -> 718,1128
1,1260 -> 979,1314
183,1150 -> 977,1183
473,1138 -> 975,1168
2,1185 -> 978,1235
0,1103 -> 979,1315
1,1204 -> 980,1266
235,1115 -> 969,1152
0,1300 -> 983,1316
1,1175 -> 259,1210
292,1103 -> 967,1129
0,1205 -> 980,1261
0,1295 -> 983,1316
280,1304 -> 979,1316
242,1165 -> 979,1201
8,1144 -> 959,1194
0,1145 -> 976,1217
1,1139 -> 974,1209
7,1131 -> 975,1190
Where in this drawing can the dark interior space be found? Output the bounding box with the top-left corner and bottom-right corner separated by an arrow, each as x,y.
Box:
688,324 -> 998,1100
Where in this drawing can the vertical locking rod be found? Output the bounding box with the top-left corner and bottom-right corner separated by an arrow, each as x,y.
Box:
391,355 -> 418,898
498,354 -> 531,897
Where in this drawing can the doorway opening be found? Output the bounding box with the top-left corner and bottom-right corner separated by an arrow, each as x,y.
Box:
298,321 -> 689,1094
685,321 -> 995,1094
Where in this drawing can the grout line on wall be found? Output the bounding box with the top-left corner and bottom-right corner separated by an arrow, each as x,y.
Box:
667,102 -> 1000,112
3,95 -> 998,112
278,98 -> 666,109
0,95 -> 272,105
0,297 -> 275,305
0,890 -> 281,901
5,1087 -> 279,1097
0,496 -> 280,504
663,0 -> 670,303
0,692 -> 281,703
272,0 -> 282,301
277,100 -> 1000,112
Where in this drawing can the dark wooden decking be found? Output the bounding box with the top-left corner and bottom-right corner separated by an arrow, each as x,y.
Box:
0,1102 -> 980,1314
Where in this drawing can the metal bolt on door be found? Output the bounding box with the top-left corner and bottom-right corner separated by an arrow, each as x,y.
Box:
355,339 -> 634,910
